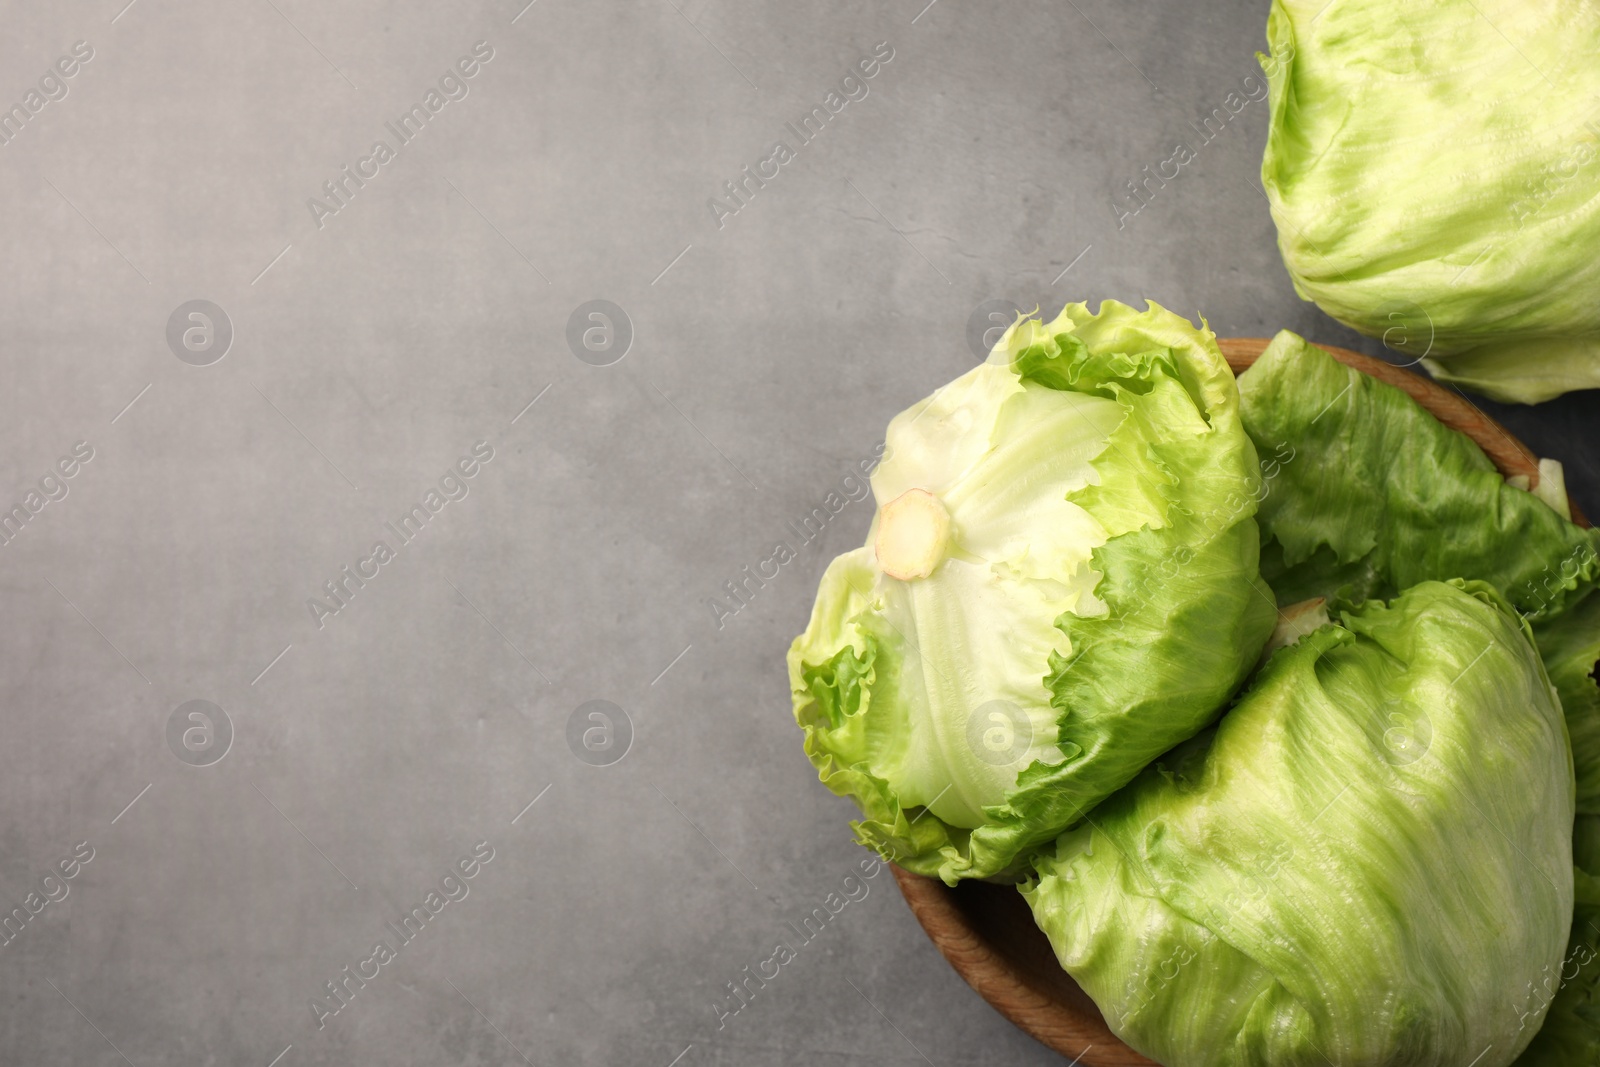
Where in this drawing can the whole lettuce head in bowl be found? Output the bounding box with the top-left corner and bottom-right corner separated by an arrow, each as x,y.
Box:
1260,0 -> 1600,403
1022,579 -> 1575,1067
787,300 -> 1277,884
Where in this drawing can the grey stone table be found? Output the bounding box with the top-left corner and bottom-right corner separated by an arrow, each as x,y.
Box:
0,1 -> 1592,1065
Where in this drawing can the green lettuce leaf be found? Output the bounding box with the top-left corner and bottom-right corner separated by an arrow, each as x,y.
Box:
1237,330 -> 1600,624
1260,0 -> 1600,402
789,301 -> 1276,883
1023,580 -> 1575,1067
1535,592 -> 1600,815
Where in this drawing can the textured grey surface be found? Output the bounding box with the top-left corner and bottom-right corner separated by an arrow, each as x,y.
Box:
0,2 -> 1595,1066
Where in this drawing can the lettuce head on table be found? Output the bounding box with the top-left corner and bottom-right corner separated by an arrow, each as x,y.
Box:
1023,581 -> 1575,1067
788,301 -> 1276,883
1261,0 -> 1600,402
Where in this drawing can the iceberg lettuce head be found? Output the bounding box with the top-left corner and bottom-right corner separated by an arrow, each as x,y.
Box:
788,301 -> 1276,883
1261,0 -> 1600,402
1023,580 -> 1574,1067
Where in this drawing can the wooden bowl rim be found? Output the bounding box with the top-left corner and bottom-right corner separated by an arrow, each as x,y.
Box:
892,336 -> 1587,1065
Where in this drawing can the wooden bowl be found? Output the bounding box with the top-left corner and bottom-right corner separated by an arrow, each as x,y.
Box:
892,336 -> 1589,1066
